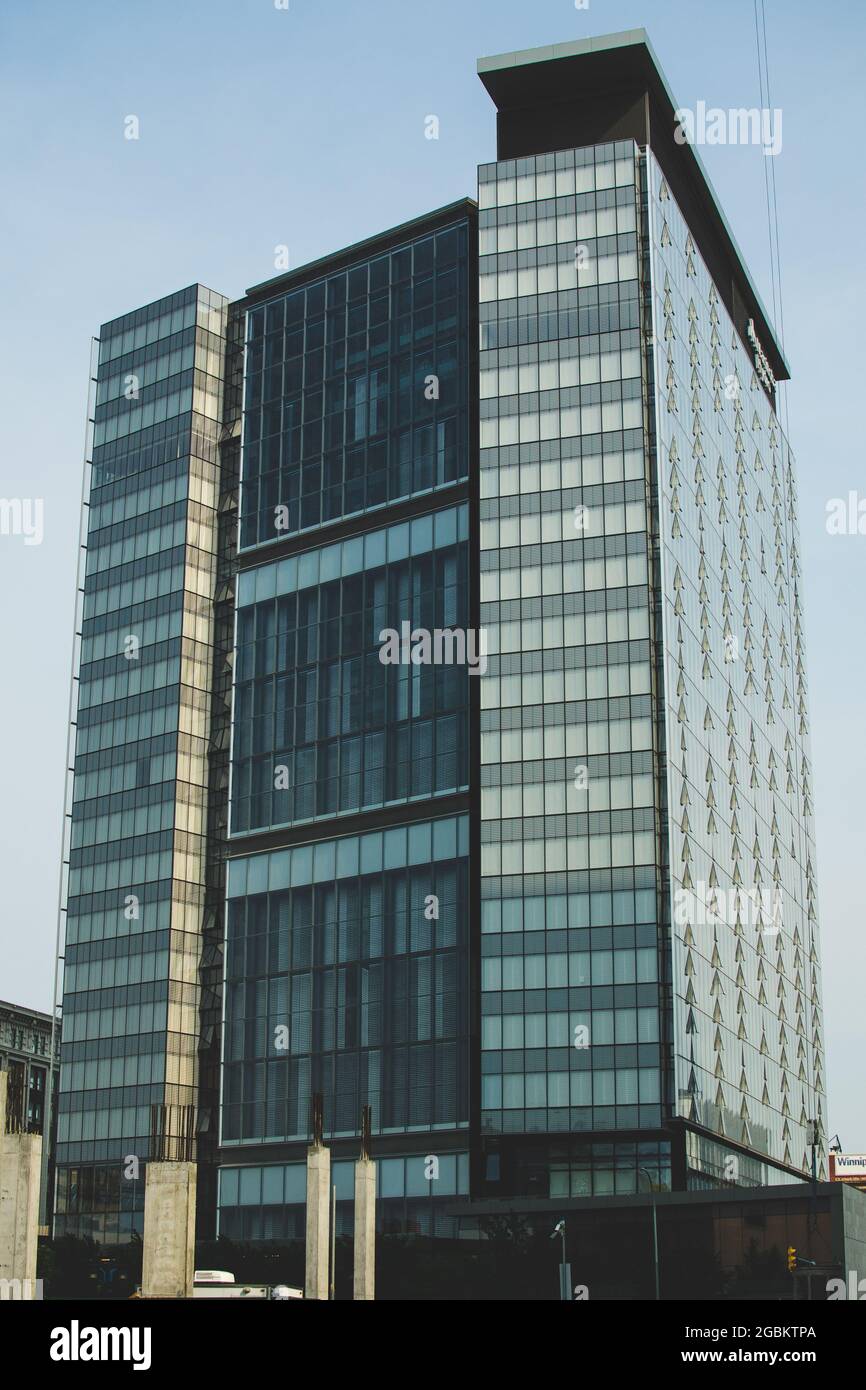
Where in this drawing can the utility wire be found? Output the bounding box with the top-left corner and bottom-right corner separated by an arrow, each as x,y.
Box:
754,0 -> 779,338
760,0 -> 786,353
754,0 -> 791,442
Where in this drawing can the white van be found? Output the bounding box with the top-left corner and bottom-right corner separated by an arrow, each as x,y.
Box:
191,1270 -> 302,1300
192,1270 -> 268,1299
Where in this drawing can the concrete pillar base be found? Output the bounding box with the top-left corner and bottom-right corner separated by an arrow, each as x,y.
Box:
353,1157 -> 376,1300
305,1145 -> 331,1300
141,1161 -> 196,1299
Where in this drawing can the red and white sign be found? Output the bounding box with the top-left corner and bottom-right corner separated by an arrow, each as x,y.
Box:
830,1153 -> 866,1180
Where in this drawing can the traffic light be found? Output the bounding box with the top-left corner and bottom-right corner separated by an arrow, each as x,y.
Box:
787,1246 -> 797,1272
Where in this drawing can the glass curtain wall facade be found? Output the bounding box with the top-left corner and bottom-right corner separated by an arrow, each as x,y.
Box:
239,220 -> 470,547
646,151 -> 825,1180
223,818 -> 469,1142
218,1149 -> 470,1241
476,144 -> 670,1199
230,504 -> 470,833
55,285 -> 228,1243
473,33 -> 825,1200
219,209 -> 476,1238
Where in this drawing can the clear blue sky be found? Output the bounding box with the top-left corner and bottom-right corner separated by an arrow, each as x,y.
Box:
1,0 -> 863,1146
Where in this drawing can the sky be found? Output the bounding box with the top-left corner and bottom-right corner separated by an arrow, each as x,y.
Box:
0,0 -> 863,1146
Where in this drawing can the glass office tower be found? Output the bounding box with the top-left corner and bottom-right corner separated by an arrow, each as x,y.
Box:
475,32 -> 824,1199
57,33 -> 825,1249
55,285 -> 229,1241
476,139 -> 670,1197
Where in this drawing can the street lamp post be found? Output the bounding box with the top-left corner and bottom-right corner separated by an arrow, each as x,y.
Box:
551,1220 -> 570,1301
638,1167 -> 660,1301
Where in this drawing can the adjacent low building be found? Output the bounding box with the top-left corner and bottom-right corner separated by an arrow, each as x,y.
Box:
0,999 -> 58,1136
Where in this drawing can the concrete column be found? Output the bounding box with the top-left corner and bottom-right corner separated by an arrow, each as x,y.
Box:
0,1071 -> 43,1299
141,1161 -> 196,1299
353,1156 -> 376,1301
305,1144 -> 331,1300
